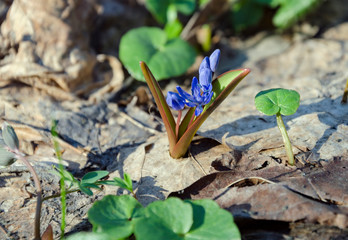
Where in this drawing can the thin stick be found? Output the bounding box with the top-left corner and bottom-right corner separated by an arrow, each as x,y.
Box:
16,154 -> 42,240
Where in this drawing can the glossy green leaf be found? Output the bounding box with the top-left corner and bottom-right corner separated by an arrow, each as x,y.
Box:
273,0 -> 319,29
145,0 -> 196,24
81,171 -> 109,184
88,195 -> 142,239
185,199 -> 241,240
1,122 -> 19,150
172,68 -> 250,158
120,27 -> 196,81
255,88 -> 300,116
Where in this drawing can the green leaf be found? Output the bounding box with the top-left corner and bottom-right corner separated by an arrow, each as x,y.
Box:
185,199 -> 241,240
88,195 -> 142,239
273,0 -> 320,29
81,171 -> 109,184
165,19 -> 183,39
120,27 -> 196,81
50,166 -> 77,189
173,68 -> 250,158
254,88 -> 300,116
133,198 -> 240,240
1,122 -> 19,150
231,0 -> 264,32
145,0 -> 196,24
0,146 -> 16,168
134,198 -> 193,240
66,232 -> 113,240
79,183 -> 94,196
98,173 -> 132,191
123,173 -> 133,192
140,61 -> 177,153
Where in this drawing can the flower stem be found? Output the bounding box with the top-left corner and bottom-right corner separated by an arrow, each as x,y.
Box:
176,110 -> 182,141
276,113 -> 294,165
16,154 -> 42,240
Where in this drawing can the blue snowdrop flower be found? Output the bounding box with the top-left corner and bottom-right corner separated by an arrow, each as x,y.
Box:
166,49 -> 221,117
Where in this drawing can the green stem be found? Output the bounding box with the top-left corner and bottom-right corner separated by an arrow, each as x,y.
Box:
276,113 -> 294,166
42,189 -> 80,201
16,154 -> 42,240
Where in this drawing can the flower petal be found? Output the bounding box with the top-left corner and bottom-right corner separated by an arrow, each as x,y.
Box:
209,49 -> 220,72
203,90 -> 214,105
195,105 -> 203,116
199,68 -> 212,89
177,86 -> 195,102
199,57 -> 210,74
191,77 -> 203,102
166,92 -> 185,111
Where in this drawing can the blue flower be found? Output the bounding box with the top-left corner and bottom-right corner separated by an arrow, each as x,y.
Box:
167,49 -> 221,117
177,76 -> 213,116
166,92 -> 186,111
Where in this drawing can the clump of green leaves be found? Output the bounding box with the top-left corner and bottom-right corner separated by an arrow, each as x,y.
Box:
119,0 -> 198,82
255,88 -> 300,165
119,27 -> 196,81
231,0 -> 322,31
51,167 -> 109,196
67,196 -> 241,240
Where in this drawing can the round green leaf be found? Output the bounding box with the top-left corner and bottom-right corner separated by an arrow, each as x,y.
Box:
185,199 -> 241,240
134,197 -> 193,240
255,88 -> 300,116
119,27 -> 196,81
88,195 -> 143,239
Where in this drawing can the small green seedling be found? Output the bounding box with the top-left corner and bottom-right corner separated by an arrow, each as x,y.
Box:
99,172 -> 136,199
255,88 -> 300,166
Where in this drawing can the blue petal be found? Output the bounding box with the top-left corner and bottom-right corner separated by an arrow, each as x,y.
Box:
199,68 -> 212,89
195,105 -> 203,116
177,86 -> 195,102
166,92 -> 185,111
203,91 -> 213,105
199,57 -> 210,74
191,77 -> 203,102
209,49 -> 220,72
